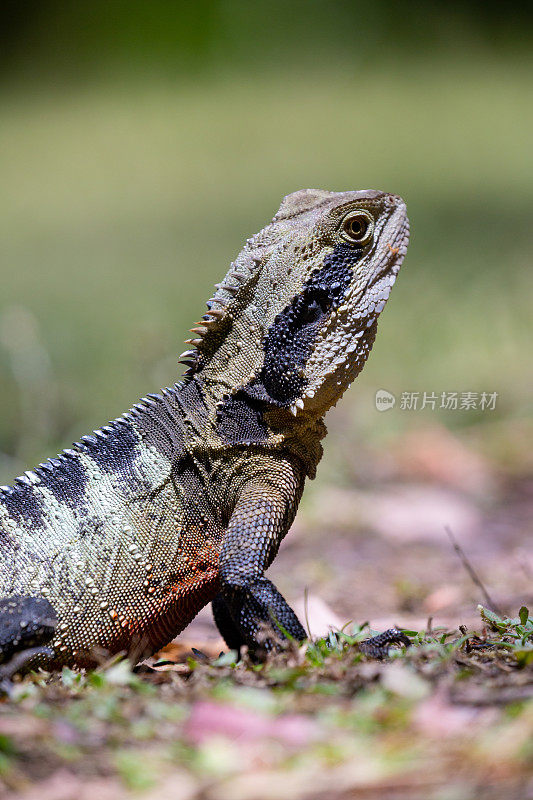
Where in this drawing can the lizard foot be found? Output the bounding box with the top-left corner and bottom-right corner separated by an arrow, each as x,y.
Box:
215,578 -> 307,660
359,627 -> 411,659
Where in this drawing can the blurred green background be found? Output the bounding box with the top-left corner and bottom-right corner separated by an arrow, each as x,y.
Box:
0,1 -> 531,484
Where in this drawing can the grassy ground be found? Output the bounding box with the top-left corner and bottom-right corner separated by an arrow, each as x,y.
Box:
0,607 -> 531,800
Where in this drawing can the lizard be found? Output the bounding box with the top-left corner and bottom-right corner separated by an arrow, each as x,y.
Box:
0,188 -> 410,675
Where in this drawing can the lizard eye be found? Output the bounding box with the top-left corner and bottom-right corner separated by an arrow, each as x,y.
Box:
340,210 -> 374,245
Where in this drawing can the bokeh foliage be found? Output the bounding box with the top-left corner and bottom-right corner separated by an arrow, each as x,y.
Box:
0,2 -> 531,482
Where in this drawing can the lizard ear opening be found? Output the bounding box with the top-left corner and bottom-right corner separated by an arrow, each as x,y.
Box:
273,189 -> 336,221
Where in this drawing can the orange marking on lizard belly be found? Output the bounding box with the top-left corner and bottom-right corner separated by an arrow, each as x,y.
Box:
106,539 -> 222,659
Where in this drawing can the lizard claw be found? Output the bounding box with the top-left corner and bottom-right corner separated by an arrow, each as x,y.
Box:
0,645 -> 55,697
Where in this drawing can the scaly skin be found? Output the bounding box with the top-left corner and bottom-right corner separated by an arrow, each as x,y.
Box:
0,189 -> 409,669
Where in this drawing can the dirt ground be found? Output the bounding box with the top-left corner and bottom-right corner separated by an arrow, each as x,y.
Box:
0,424 -> 532,800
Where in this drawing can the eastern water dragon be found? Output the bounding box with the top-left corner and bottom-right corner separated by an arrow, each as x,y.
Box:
0,189 -> 410,676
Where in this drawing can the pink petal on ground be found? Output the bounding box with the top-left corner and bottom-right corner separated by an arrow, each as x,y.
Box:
268,714 -> 318,747
414,690 -> 482,738
185,701 -> 317,746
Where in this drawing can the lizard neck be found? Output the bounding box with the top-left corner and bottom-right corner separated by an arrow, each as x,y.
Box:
165,374 -> 327,479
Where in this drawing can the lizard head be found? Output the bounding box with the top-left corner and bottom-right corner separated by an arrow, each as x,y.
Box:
182,189 -> 409,424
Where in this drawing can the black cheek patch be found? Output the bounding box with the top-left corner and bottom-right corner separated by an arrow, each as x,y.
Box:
257,243 -> 361,405
261,315 -> 321,404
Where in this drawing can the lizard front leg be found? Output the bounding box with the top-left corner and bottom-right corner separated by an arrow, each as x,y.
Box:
212,459 -> 306,657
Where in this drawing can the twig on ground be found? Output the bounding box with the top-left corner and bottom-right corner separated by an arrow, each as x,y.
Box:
303,586 -> 312,641
445,526 -> 503,615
